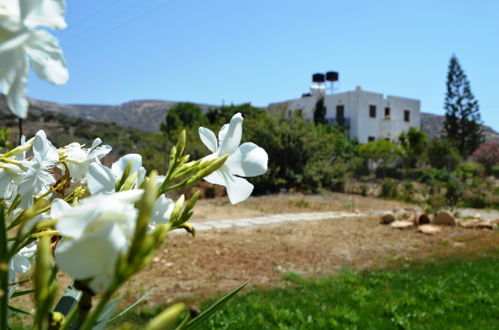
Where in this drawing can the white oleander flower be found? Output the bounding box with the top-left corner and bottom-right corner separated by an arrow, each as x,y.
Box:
8,241 -> 37,283
60,138 -> 112,182
0,162 -> 24,199
198,113 -> 268,204
54,190 -> 143,293
0,0 -> 68,118
86,154 -> 145,195
17,130 -> 58,207
149,195 -> 174,229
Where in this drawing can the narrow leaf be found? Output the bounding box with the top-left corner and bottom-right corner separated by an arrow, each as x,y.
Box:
91,298 -> 119,330
11,288 -> 34,298
8,304 -> 31,315
0,206 -> 8,330
8,284 -> 18,299
108,288 -> 155,323
184,281 -> 248,329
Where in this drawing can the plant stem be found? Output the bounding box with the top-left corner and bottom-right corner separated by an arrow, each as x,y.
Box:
0,207 -> 8,330
79,289 -> 113,330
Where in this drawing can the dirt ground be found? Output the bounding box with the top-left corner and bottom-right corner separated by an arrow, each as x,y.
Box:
191,193 -> 414,221
8,194 -> 498,319
126,194 -> 499,308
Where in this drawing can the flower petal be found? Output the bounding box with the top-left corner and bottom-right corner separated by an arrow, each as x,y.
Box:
55,223 -> 126,292
88,138 -> 112,160
21,0 -> 67,30
203,168 -> 225,186
111,154 -> 142,179
33,130 -> 58,162
198,127 -> 217,153
5,54 -> 28,118
225,142 -> 268,177
222,170 -> 254,204
11,254 -> 30,274
87,162 -> 116,195
50,198 -> 71,218
151,195 -> 174,226
217,113 -> 243,155
25,30 -> 68,85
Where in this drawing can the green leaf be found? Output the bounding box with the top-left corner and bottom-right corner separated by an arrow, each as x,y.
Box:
91,298 -> 119,330
0,206 -> 8,330
54,284 -> 82,316
8,304 -> 31,315
11,288 -> 35,298
184,281 -> 248,329
108,288 -> 155,323
8,284 -> 18,299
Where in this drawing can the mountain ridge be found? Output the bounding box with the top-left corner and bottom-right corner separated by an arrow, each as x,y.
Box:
5,97 -> 499,143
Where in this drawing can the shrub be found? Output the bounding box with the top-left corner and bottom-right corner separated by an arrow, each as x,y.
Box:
471,142 -> 499,173
400,180 -> 417,202
380,178 -> 398,198
455,162 -> 484,181
427,139 -> 461,170
492,165 -> 499,179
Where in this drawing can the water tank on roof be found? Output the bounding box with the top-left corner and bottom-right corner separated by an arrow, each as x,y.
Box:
326,71 -> 339,82
312,73 -> 325,83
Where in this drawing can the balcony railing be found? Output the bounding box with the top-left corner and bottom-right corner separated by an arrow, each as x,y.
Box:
327,117 -> 350,127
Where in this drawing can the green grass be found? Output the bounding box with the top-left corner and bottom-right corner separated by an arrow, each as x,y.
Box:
111,253 -> 499,329
200,256 -> 499,329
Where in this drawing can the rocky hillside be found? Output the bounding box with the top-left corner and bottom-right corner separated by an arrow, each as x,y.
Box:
421,112 -> 499,143
29,99 -> 216,132
4,96 -> 499,142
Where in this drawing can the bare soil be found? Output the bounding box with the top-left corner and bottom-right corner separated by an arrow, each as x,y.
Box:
127,194 -> 499,308
191,193 -> 414,221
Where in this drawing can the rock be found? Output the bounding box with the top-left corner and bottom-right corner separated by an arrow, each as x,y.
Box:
433,211 -> 456,226
390,220 -> 414,229
416,214 -> 431,226
418,224 -> 441,235
380,213 -> 396,225
459,219 -> 481,228
460,219 -> 496,230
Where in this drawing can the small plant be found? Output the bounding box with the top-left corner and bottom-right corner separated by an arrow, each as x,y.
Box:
380,178 -> 398,199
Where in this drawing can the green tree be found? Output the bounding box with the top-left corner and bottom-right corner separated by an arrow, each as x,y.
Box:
160,103 -> 208,133
398,127 -> 428,168
443,55 -> 484,157
313,97 -> 327,125
426,138 -> 462,170
359,139 -> 401,166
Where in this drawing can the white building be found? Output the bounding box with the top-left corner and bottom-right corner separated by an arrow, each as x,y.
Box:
269,86 -> 421,143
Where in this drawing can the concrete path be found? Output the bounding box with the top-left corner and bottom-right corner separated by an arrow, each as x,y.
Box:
188,211 -> 365,232
182,207 -> 499,233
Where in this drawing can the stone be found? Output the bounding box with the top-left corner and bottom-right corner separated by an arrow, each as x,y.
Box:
417,224 -> 441,235
460,219 -> 496,230
433,211 -> 456,226
380,213 -> 396,225
390,220 -> 414,229
416,214 -> 431,226
459,219 -> 481,228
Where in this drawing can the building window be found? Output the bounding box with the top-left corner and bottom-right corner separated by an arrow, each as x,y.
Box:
336,105 -> 345,125
368,136 -> 375,142
404,110 -> 410,122
385,107 -> 390,117
369,105 -> 376,118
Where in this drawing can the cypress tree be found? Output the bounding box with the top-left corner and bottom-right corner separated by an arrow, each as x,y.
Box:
443,55 -> 484,157
313,97 -> 327,125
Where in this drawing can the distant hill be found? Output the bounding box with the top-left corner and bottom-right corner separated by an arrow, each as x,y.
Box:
421,112 -> 499,143
29,99 -> 217,132
3,96 -> 499,143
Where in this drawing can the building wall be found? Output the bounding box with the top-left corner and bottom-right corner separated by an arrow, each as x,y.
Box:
270,88 -> 421,143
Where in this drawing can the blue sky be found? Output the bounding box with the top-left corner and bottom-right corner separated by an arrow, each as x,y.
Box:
28,0 -> 499,130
